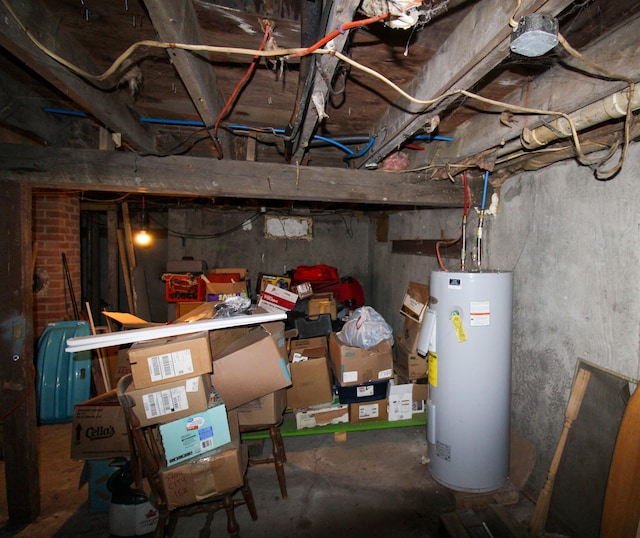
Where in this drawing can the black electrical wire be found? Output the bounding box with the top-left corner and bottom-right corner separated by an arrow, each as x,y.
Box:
162,212 -> 262,240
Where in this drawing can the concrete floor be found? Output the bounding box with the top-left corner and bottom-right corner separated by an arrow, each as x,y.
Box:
0,421 -> 534,537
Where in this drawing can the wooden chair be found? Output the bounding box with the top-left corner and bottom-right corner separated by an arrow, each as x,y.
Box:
239,420 -> 288,499
116,375 -> 258,538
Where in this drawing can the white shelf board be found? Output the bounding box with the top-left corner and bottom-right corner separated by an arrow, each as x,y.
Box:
65,311 -> 287,352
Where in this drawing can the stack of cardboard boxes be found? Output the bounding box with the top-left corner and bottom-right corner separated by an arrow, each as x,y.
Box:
70,277 -> 432,513
71,320 -> 292,512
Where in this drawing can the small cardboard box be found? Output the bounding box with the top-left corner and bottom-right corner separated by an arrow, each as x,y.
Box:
308,293 -> 337,320
71,390 -> 130,460
205,268 -> 248,296
236,389 -> 287,427
117,374 -> 211,427
350,398 -> 389,423
288,339 -> 333,409
159,401 -> 231,467
387,383 -> 413,421
127,332 -> 212,389
160,440 -> 244,511
393,338 -> 428,380
399,281 -> 430,323
210,323 -> 291,410
79,459 -> 115,513
294,400 -> 349,430
257,284 -> 298,313
336,379 -> 389,404
328,332 -> 393,387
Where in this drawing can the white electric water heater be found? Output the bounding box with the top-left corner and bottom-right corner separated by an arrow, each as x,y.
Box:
423,271 -> 513,492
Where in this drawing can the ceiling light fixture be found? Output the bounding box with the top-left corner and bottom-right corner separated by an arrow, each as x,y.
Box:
510,13 -> 559,58
135,197 -> 152,247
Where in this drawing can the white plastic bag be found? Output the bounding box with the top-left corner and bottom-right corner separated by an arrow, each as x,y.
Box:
337,306 -> 394,349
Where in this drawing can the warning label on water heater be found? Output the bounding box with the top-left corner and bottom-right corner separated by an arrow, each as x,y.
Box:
469,301 -> 490,326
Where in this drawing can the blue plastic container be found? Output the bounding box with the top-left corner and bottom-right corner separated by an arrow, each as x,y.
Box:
36,320 -> 92,424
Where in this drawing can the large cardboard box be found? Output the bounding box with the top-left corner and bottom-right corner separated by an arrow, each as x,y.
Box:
399,281 -> 430,323
117,374 -> 211,427
287,337 -> 333,409
328,332 -> 393,387
209,326 -> 250,356
160,441 -> 245,510
399,316 -> 422,354
393,338 -> 428,380
105,346 -> 132,390
210,323 -> 291,410
350,398 -> 388,423
71,390 -> 130,460
159,401 -> 231,467
236,389 -> 287,427
294,400 -> 349,430
127,332 -> 212,389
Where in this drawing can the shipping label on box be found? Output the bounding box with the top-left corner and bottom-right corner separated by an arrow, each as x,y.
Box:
399,281 -> 430,323
118,374 -> 211,427
159,402 -> 230,466
127,332 -> 212,389
71,391 -> 131,460
257,283 -> 298,312
387,384 -> 414,421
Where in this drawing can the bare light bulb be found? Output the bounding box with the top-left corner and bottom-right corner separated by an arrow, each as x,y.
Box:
135,229 -> 151,247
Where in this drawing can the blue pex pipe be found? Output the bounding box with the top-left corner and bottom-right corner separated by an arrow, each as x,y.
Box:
481,170 -> 489,211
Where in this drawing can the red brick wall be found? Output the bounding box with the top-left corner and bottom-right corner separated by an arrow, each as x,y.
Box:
32,192 -> 82,337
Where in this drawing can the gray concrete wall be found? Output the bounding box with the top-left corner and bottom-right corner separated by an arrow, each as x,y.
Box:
369,208 -> 464,336
166,208 -> 372,315
486,147 -> 640,492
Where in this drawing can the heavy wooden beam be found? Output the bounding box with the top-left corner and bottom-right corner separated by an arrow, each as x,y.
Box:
0,181 -> 39,524
143,0 -> 229,157
356,0 -> 575,168
0,144 -> 464,208
0,0 -> 157,153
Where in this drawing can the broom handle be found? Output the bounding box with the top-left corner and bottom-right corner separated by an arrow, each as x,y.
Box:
529,368 -> 591,537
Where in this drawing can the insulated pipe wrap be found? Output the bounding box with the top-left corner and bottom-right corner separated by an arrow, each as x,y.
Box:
522,87 -> 640,149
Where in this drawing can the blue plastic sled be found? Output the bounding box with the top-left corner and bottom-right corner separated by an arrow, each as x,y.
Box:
36,320 -> 92,424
